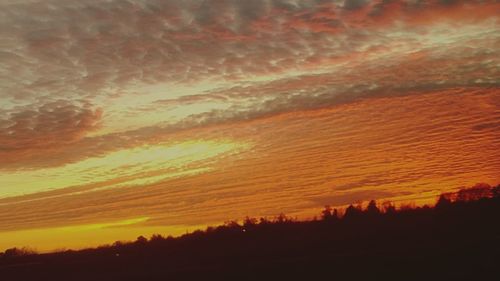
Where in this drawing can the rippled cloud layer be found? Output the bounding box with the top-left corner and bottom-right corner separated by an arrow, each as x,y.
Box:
0,0 -> 498,251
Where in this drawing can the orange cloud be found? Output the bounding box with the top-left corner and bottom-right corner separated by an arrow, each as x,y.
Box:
0,101 -> 102,166
1,88 -> 498,239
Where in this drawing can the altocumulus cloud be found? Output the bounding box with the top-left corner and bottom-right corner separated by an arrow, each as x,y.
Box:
0,0 -> 498,170
0,101 -> 102,169
1,0 -> 498,102
0,1 -> 499,246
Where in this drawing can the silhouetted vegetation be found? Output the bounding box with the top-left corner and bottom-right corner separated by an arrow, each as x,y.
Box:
0,247 -> 37,258
1,184 -> 499,281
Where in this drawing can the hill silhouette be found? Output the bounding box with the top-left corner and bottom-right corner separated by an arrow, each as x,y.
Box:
1,183 -> 499,281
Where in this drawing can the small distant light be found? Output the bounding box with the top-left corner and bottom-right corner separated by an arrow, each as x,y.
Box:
115,253 -> 120,257
242,229 -> 246,232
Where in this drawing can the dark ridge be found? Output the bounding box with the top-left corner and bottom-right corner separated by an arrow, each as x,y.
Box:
1,183 -> 499,281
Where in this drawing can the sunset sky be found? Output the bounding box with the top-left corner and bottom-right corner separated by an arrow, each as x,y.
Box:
0,0 -> 499,252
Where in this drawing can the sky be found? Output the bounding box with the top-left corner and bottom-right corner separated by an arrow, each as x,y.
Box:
0,0 -> 499,252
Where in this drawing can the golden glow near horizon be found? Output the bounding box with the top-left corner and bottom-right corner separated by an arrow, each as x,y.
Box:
1,0 -> 499,252
0,140 -> 250,198
0,217 -> 206,253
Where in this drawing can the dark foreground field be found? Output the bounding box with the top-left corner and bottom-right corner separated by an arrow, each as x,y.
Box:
1,184 -> 499,281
